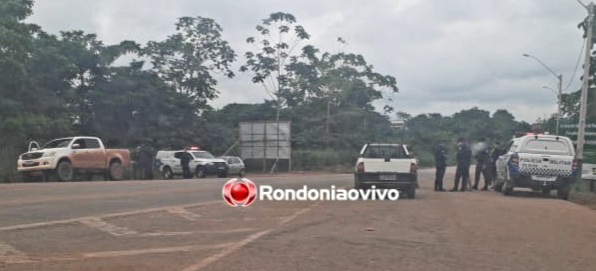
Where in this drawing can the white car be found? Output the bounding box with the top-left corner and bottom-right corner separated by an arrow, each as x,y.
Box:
494,133 -> 577,199
155,149 -> 229,179
219,156 -> 246,177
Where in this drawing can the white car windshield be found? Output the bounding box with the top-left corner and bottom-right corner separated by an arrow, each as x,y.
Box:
192,151 -> 215,159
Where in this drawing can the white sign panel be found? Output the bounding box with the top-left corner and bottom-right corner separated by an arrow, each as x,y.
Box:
239,121 -> 291,159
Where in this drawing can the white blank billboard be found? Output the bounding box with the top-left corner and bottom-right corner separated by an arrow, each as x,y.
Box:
239,121 -> 291,159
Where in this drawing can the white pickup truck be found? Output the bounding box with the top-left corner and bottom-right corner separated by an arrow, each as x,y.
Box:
17,136 -> 131,182
494,133 -> 577,199
353,143 -> 418,198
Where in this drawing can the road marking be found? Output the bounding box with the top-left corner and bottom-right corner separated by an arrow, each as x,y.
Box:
0,241 -> 31,264
166,207 -> 203,221
181,202 -> 321,271
0,200 -> 221,232
79,218 -> 138,236
0,187 -> 210,207
137,228 -> 259,237
82,243 -> 233,258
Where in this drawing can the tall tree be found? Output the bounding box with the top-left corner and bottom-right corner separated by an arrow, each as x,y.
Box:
286,43 -> 398,133
240,12 -> 311,122
144,16 -> 236,109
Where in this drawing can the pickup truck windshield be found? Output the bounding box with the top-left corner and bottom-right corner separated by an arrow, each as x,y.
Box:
42,138 -> 73,149
363,145 -> 408,158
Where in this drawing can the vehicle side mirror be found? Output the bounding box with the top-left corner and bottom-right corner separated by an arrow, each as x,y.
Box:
72,143 -> 81,149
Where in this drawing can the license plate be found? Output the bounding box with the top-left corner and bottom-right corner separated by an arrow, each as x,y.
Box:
532,175 -> 556,182
379,174 -> 396,181
218,167 -> 225,170
23,161 -> 36,166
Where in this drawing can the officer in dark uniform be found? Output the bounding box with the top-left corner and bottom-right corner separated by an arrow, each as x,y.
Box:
451,137 -> 471,192
472,138 -> 489,190
180,150 -> 192,179
433,140 -> 447,191
136,140 -> 155,180
486,141 -> 504,190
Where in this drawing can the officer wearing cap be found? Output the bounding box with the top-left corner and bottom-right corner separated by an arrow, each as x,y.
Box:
433,140 -> 447,191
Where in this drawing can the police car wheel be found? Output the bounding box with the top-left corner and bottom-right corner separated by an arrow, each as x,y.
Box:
162,167 -> 173,179
195,167 -> 206,178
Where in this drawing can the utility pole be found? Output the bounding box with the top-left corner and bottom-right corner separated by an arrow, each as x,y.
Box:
577,1 -> 594,187
556,74 -> 563,135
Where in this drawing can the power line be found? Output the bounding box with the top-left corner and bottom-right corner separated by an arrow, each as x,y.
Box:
563,34 -> 586,92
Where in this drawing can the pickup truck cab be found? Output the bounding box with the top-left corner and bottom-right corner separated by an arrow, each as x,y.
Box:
494,133 -> 577,199
354,143 -> 418,198
17,136 -> 131,181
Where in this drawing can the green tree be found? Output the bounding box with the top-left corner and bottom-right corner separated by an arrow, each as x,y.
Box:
286,44 -> 398,133
240,12 -> 311,122
144,16 -> 236,109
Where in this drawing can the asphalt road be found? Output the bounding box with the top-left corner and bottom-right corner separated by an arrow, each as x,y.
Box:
1,168 -> 596,271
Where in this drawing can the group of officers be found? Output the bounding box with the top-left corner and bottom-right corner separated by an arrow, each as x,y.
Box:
433,137 -> 504,192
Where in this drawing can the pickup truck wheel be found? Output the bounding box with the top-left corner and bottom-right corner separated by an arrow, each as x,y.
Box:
503,183 -> 513,196
502,171 -> 513,196
108,161 -> 124,180
56,160 -> 74,181
162,167 -> 173,179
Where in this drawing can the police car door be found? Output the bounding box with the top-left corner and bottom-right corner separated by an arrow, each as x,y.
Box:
172,152 -> 184,174
496,140 -> 515,180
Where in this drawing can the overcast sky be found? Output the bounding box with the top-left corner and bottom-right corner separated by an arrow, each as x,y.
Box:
27,0 -> 590,123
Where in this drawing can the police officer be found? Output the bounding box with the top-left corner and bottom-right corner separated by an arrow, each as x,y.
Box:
433,140 -> 447,191
451,137 -> 471,192
136,140 -> 155,180
472,138 -> 489,190
485,141 -> 504,190
180,150 -> 192,179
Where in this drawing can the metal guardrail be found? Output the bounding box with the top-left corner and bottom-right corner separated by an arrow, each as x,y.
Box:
581,163 -> 596,192
582,174 -> 596,193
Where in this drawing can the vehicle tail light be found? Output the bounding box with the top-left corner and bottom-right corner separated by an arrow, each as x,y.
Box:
572,158 -> 578,171
357,162 -> 365,173
410,163 -> 417,174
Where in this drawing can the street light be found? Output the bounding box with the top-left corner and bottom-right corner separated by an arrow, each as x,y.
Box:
542,86 -> 562,131
523,53 -> 563,135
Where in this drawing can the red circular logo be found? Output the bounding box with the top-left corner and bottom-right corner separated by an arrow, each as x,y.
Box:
222,178 -> 257,207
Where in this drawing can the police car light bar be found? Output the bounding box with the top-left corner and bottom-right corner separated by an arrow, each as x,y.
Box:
189,146 -> 200,150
